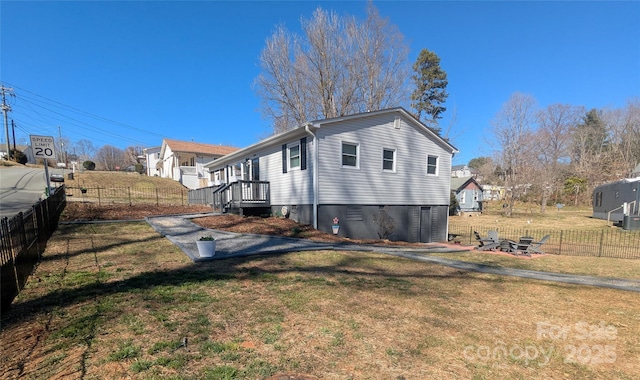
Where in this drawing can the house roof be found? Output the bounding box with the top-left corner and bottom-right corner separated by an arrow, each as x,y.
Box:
451,176 -> 483,192
309,107 -> 458,153
451,164 -> 468,171
162,139 -> 239,156
205,107 -> 458,169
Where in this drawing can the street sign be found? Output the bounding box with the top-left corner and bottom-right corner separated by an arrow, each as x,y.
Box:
30,135 -> 56,159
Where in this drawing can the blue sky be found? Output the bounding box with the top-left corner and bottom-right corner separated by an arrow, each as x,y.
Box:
1,1 -> 638,165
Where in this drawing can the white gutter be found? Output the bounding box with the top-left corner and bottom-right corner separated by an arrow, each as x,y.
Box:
305,124 -> 319,229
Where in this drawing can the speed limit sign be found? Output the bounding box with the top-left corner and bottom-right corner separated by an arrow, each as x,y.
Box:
30,135 -> 57,159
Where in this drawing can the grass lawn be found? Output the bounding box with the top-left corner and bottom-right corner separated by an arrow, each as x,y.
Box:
2,222 -> 639,379
431,250 -> 640,280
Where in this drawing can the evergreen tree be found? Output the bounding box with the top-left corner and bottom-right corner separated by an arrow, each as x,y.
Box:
410,48 -> 448,135
576,109 -> 609,157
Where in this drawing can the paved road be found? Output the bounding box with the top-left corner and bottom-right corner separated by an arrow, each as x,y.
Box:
0,167 -> 65,218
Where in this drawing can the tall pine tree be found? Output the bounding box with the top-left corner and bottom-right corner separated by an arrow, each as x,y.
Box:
410,48 -> 448,135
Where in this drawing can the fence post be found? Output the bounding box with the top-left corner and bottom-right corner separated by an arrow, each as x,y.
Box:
181,189 -> 184,206
558,230 -> 563,255
156,188 -> 159,206
128,187 -> 132,206
98,187 -> 101,205
598,229 -> 605,257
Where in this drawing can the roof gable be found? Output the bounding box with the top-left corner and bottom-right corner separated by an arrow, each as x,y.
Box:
451,176 -> 483,192
205,107 -> 458,169
162,138 -> 238,156
309,107 -> 458,154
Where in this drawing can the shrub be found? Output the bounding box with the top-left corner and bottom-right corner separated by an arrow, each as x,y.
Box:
449,192 -> 460,216
83,160 -> 96,170
11,149 -> 28,164
373,206 -> 395,239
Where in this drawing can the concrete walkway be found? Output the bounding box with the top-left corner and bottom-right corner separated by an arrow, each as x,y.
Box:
145,215 -> 640,293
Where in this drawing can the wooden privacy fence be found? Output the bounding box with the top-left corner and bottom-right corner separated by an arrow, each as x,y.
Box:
1,186 -> 67,313
65,186 -> 188,206
449,223 -> 640,259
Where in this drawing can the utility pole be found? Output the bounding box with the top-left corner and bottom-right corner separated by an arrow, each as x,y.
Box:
58,125 -> 66,166
11,120 -> 17,152
1,85 -> 14,160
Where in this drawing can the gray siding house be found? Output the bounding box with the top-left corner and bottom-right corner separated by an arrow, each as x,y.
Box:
592,176 -> 640,223
204,108 -> 458,243
451,176 -> 484,214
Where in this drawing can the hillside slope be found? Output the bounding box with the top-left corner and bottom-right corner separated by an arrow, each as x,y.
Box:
64,170 -> 187,190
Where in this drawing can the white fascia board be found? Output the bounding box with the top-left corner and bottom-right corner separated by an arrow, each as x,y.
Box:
204,126 -> 312,169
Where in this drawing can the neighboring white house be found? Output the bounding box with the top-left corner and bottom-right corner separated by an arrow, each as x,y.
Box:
0,144 -> 33,163
451,164 -> 472,178
158,139 -> 238,189
204,108 -> 458,243
143,146 -> 162,177
482,184 -> 505,201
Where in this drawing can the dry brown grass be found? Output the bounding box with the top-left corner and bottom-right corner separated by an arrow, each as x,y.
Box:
64,170 -> 189,190
2,222 -> 639,379
452,203 -> 611,230
62,202 -> 212,221
434,250 -> 640,280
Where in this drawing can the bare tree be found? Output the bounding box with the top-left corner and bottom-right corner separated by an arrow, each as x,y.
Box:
352,3 -> 409,114
570,108 -> 612,188
95,145 -> 125,171
603,98 -> 640,177
255,4 -> 409,133
468,156 -> 498,183
534,104 -> 582,212
74,139 -> 96,163
124,146 -> 142,164
490,92 -> 538,216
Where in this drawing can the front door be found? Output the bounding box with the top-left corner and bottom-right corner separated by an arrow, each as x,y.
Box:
251,158 -> 261,200
251,158 -> 260,180
242,161 -> 250,181
419,207 -> 432,243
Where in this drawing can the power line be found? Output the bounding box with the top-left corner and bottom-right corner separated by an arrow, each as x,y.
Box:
15,96 -> 151,146
2,81 -> 165,139
0,81 -> 166,150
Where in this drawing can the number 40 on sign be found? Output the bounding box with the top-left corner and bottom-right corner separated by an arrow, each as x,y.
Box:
30,135 -> 56,159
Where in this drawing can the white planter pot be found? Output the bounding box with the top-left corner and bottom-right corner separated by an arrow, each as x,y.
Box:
196,240 -> 216,257
332,225 -> 340,235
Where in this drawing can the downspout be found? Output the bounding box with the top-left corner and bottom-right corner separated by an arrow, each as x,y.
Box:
305,124 -> 319,229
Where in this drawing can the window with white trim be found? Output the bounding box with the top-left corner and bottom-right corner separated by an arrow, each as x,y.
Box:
289,143 -> 300,169
427,155 -> 438,175
342,142 -> 359,168
382,148 -> 395,172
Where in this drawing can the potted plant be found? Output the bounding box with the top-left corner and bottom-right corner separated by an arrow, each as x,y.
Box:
196,235 -> 216,257
332,217 -> 340,235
